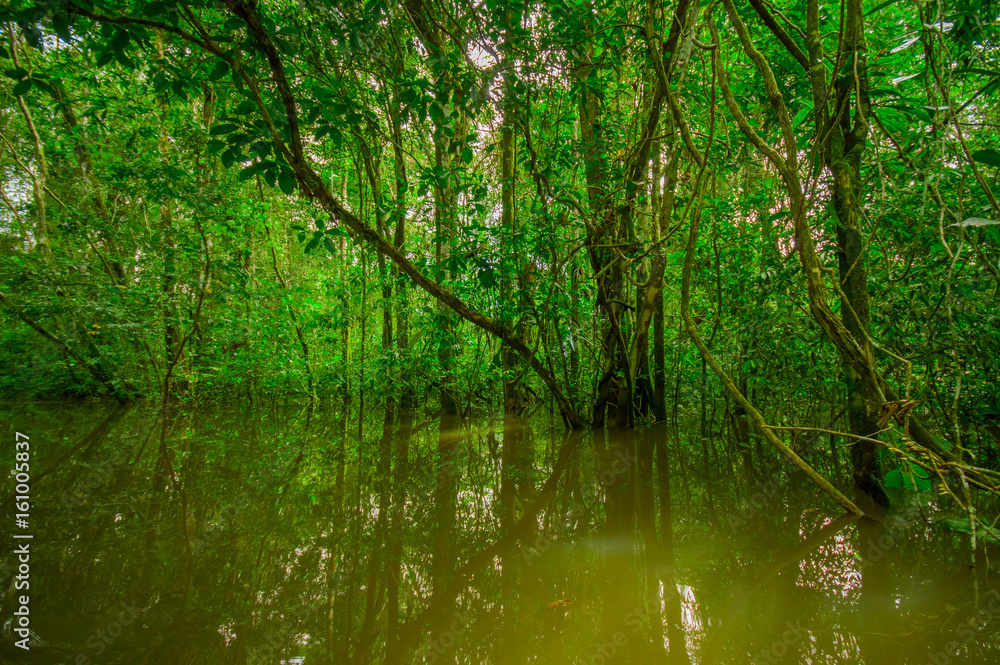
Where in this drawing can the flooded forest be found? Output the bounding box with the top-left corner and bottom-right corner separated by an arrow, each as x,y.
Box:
1,0 -> 999,663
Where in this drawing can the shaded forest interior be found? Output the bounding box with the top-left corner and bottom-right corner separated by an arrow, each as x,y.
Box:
1,0 -> 1000,661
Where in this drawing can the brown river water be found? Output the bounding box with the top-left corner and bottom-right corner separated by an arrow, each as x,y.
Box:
1,402 -> 997,664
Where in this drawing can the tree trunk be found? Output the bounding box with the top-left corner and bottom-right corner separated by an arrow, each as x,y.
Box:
811,0 -> 887,506
156,31 -> 183,400
259,178 -> 316,400
500,12 -> 526,416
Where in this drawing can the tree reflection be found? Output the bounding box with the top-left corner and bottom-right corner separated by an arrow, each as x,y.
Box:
3,405 -> 999,665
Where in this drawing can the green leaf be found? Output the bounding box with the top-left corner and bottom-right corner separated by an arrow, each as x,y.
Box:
228,133 -> 251,147
885,466 -> 931,492
890,36 -> 921,54
208,60 -> 229,81
327,126 -> 343,147
152,72 -> 170,93
477,267 -> 496,288
51,14 -> 72,43
210,123 -> 238,136
951,217 -> 1000,228
888,104 -> 933,123
250,141 -> 271,158
323,237 -> 336,254
234,99 -> 257,115
971,149 -> 1000,168
278,169 -> 296,195
206,139 -> 227,155
172,79 -> 188,101
891,72 -> 922,85
953,67 -> 1000,77
12,78 -> 30,96
865,0 -> 905,14
938,518 -> 1000,544
115,49 -> 136,70
4,67 -> 27,80
868,87 -> 902,99
110,28 -> 130,52
461,146 -> 474,164
237,165 -> 258,182
96,50 -> 115,68
884,469 -> 902,489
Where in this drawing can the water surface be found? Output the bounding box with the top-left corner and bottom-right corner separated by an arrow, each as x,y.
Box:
1,402 -> 997,664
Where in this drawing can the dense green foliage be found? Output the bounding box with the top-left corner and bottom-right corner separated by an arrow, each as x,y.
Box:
3,3 -> 1000,661
0,0 -> 998,471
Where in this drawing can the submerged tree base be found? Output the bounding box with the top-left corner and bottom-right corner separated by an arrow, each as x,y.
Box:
5,402 -> 999,664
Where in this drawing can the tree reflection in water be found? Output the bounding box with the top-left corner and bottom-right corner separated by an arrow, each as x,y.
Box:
2,403 -> 998,665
